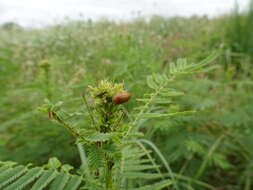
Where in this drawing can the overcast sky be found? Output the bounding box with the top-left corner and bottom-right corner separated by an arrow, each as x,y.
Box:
0,0 -> 250,27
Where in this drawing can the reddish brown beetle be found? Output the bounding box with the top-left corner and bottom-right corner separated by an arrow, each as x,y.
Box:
112,92 -> 132,104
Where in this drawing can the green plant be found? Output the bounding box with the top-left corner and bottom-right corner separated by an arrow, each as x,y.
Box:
0,158 -> 82,190
224,0 -> 253,70
34,53 -> 218,189
2,12 -> 252,189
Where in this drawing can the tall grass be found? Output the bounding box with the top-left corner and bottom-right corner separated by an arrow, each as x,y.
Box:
225,0 -> 253,68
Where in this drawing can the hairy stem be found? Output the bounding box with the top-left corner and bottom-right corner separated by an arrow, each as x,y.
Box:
105,159 -> 113,189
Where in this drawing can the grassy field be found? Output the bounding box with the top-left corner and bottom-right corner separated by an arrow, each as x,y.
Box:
0,4 -> 253,189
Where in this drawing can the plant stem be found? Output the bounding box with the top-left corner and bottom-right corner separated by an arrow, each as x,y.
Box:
77,143 -> 86,167
105,158 -> 113,190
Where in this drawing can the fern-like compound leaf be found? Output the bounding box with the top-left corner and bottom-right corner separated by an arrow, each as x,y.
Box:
49,173 -> 70,190
87,147 -> 103,169
0,162 -> 84,190
4,167 -> 43,190
131,52 -> 220,134
30,170 -> 57,190
120,146 -> 166,188
63,176 -> 82,190
0,166 -> 27,189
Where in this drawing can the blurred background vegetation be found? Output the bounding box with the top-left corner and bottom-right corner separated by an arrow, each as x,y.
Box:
0,1 -> 253,189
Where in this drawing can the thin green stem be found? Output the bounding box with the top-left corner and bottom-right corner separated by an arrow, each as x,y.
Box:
77,143 -> 87,167
105,158 -> 113,190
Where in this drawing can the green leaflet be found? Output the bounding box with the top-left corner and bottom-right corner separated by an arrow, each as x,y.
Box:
147,75 -> 159,89
139,111 -> 196,118
0,166 -> 27,189
0,166 -> 9,174
124,164 -> 160,172
122,172 -> 163,179
4,167 -> 43,190
137,98 -> 172,104
49,173 -> 70,190
158,91 -> 184,97
30,170 -> 57,190
86,132 -> 119,142
132,180 -> 173,190
63,176 -> 82,190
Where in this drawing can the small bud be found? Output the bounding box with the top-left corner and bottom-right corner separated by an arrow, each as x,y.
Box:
112,93 -> 132,104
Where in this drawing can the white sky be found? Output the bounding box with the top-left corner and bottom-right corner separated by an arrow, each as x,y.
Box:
0,0 -> 250,27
